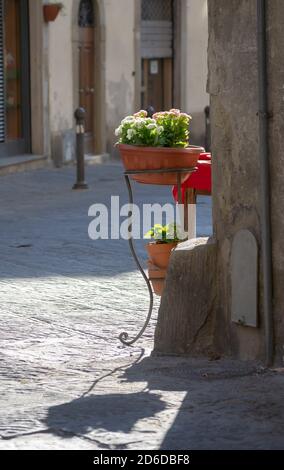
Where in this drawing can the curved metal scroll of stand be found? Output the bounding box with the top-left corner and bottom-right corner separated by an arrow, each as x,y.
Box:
119,167 -> 196,347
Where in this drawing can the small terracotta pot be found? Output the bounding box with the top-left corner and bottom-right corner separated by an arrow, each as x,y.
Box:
43,4 -> 61,22
117,144 -> 204,185
146,242 -> 177,269
147,262 -> 167,297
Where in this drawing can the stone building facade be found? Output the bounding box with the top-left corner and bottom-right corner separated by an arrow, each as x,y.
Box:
207,0 -> 284,364
0,0 -> 209,170
155,0 -> 284,366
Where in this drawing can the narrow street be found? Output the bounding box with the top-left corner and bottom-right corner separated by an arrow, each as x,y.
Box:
0,163 -> 283,450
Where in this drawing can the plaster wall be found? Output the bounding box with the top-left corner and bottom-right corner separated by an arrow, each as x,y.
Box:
104,0 -> 136,155
181,0 -> 209,147
27,0 -> 50,158
48,1 -> 75,165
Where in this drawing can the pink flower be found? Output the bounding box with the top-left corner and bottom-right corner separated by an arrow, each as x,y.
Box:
134,110 -> 147,118
153,112 -> 164,119
180,112 -> 192,120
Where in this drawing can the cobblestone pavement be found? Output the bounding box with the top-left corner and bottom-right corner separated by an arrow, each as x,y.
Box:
0,163 -> 283,450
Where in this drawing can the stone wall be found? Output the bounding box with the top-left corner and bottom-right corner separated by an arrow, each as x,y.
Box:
155,0 -> 284,364
266,1 -> 284,362
208,0 -> 264,360
208,0 -> 284,363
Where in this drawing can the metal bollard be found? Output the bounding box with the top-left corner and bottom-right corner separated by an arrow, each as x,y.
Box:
146,105 -> 155,118
73,107 -> 88,190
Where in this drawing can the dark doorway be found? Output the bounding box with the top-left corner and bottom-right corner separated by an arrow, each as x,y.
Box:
141,0 -> 174,112
141,58 -> 172,112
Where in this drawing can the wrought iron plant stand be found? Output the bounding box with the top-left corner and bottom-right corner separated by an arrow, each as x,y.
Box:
119,167 -> 197,346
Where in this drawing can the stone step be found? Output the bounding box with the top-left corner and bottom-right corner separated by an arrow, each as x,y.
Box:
0,155 -> 48,176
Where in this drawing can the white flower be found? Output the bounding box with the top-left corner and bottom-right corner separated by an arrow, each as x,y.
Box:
146,123 -> 157,130
122,116 -> 135,124
127,129 -> 136,140
135,118 -> 146,128
115,126 -> 122,136
157,126 -> 164,133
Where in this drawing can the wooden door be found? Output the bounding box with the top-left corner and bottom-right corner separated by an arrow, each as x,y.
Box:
141,58 -> 173,112
0,0 -> 30,157
5,0 -> 22,141
79,27 -> 94,153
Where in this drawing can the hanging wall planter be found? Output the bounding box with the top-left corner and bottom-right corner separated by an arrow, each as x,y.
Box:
43,3 -> 63,22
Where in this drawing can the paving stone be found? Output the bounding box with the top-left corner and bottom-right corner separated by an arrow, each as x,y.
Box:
0,164 -> 283,450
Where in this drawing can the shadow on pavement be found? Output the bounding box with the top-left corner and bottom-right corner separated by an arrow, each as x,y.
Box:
44,391 -> 166,438
121,355 -> 284,450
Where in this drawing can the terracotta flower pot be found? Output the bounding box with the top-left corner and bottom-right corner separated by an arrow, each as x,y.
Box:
117,144 -> 205,185
43,4 -> 61,22
147,261 -> 167,297
146,242 -> 177,270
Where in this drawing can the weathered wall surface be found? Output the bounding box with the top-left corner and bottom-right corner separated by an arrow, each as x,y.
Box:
104,0 -> 136,155
208,0 -> 264,360
29,0 -> 50,157
154,238 -> 217,356
48,1 -> 75,165
208,0 -> 284,363
266,1 -> 284,362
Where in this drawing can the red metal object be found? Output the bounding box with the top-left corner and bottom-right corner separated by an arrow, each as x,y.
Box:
172,153 -> 212,202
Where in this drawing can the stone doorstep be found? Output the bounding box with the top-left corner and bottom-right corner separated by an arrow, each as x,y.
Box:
0,153 -> 111,176
84,153 -> 110,165
0,154 -> 48,176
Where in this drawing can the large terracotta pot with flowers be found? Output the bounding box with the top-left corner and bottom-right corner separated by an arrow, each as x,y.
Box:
115,109 -> 204,185
117,144 -> 204,185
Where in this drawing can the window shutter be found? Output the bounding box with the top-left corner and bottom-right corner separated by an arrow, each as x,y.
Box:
0,0 -> 5,143
141,0 -> 173,59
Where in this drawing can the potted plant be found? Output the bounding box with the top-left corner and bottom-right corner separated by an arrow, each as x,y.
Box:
115,109 -> 205,185
145,223 -> 183,296
43,2 -> 64,22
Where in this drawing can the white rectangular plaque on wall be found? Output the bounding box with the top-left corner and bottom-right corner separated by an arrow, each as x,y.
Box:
231,229 -> 258,327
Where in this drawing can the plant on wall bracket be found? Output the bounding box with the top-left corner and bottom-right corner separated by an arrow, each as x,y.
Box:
43,3 -> 65,23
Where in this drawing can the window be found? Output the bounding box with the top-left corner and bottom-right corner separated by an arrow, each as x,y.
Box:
142,0 -> 172,21
78,0 -> 94,28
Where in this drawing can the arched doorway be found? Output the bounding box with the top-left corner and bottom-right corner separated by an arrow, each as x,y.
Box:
78,0 -> 95,153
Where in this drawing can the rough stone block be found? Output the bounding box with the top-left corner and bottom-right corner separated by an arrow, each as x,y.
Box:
154,237 -> 217,356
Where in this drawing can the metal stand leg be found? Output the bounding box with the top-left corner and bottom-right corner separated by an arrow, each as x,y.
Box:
119,175 -> 154,346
